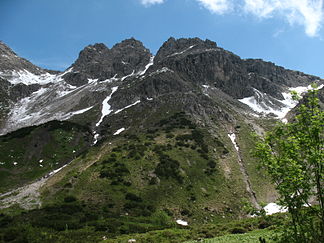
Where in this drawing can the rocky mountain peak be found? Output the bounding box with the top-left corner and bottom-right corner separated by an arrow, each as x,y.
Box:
0,41 -> 18,57
112,38 -> 148,51
63,38 -> 151,86
73,43 -> 110,68
0,41 -> 42,75
155,37 -> 217,62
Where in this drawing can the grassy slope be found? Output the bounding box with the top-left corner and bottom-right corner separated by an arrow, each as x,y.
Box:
0,120 -> 92,193
234,118 -> 276,203
0,109 -> 277,242
184,229 -> 275,243
41,112 -> 249,223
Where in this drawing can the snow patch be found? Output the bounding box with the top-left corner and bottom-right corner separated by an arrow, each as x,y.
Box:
96,86 -> 118,127
48,164 -> 68,176
93,133 -> 99,145
264,203 -> 287,215
169,45 -> 196,57
228,133 -> 239,151
2,75 -> 121,135
139,56 -> 154,76
13,162 -> 18,166
146,97 -> 153,101
202,84 -> 210,97
202,85 -> 210,89
114,100 -> 141,114
113,128 -> 125,135
88,78 -> 98,84
176,219 -> 188,226
2,70 -> 58,85
70,106 -> 94,116
239,85 -> 323,120
100,74 -> 118,83
62,67 -> 73,75
121,70 -> 135,81
148,67 -> 173,77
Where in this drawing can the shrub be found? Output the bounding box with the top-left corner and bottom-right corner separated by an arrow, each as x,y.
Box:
64,195 -> 77,203
125,193 -> 142,202
155,153 -> 183,183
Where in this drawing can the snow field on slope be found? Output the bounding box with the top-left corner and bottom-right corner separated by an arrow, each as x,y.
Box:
96,86 -> 119,127
239,85 -> 323,119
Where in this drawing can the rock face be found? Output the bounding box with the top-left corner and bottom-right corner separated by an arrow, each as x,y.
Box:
63,38 -> 151,86
244,59 -> 318,99
154,37 -> 319,99
0,37 -> 322,136
0,42 -> 57,113
0,41 -> 42,74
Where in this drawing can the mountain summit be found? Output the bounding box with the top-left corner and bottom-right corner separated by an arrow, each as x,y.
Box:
63,38 -> 152,86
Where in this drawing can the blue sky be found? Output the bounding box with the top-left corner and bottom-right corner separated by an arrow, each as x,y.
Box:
1,0 -> 324,77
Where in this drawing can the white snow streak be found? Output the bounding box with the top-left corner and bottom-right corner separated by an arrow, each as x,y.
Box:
121,70 -> 135,81
169,45 -> 196,57
93,133 -> 99,145
69,106 -> 94,115
88,78 -> 98,84
139,56 -> 154,76
121,56 -> 155,80
96,86 -> 118,127
114,100 -> 141,114
113,128 -> 125,135
228,133 -> 239,151
147,67 -> 173,78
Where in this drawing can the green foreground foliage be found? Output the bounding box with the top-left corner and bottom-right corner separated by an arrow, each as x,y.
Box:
0,205 -> 288,243
254,87 -> 324,242
184,229 -> 274,243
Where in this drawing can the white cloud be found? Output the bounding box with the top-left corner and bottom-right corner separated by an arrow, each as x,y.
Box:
196,0 -> 324,37
139,0 -> 324,37
243,0 -> 280,17
244,0 -> 324,37
196,0 -> 232,14
140,0 -> 165,6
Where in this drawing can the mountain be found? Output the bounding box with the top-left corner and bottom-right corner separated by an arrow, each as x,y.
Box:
0,37 -> 323,241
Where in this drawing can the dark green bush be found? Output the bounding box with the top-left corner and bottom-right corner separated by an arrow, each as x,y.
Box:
64,195 -> 77,203
231,227 -> 247,234
207,160 -> 216,168
125,193 -> 142,202
155,153 -> 183,183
